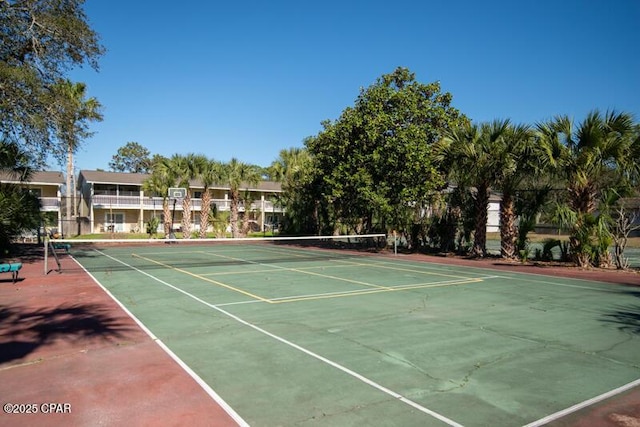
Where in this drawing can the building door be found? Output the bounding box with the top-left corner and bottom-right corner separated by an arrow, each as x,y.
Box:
105,213 -> 125,232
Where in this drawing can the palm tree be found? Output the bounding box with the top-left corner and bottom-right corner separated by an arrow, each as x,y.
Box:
198,158 -> 223,238
268,147 -> 310,183
142,156 -> 177,237
0,140 -> 39,250
51,80 -> 102,234
537,110 -> 638,266
495,123 -> 538,259
0,139 -> 33,182
268,147 -> 317,234
438,120 -> 510,257
221,158 -> 261,238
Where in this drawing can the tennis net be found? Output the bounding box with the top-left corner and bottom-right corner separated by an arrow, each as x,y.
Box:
44,233 -> 388,274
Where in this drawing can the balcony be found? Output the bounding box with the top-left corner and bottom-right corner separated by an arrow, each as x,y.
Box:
39,197 -> 60,211
90,196 -> 283,213
92,195 -> 143,208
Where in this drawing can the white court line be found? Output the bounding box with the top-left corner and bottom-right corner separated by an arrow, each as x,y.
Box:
200,262 -> 386,277
93,249 -> 464,427
215,299 -> 264,307
205,250 -> 393,290
367,256 -> 639,291
523,378 -> 640,427
487,275 -> 625,293
272,277 -> 483,299
213,277 -> 486,306
69,253 -> 249,427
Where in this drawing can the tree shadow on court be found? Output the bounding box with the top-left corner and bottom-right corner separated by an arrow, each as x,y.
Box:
1,243 -> 45,264
0,303 -> 134,364
602,290 -> 640,335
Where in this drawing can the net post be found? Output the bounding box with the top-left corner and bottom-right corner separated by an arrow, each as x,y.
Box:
44,236 -> 48,275
46,239 -> 62,273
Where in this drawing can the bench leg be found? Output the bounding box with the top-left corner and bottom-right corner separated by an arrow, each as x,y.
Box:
12,270 -> 18,283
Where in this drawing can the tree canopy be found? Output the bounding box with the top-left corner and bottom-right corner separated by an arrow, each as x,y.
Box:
0,0 -> 104,165
0,139 -> 41,251
305,67 -> 463,234
109,142 -> 152,173
537,110 -> 639,266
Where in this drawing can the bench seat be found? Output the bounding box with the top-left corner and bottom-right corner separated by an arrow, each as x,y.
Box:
52,243 -> 71,253
0,262 -> 22,283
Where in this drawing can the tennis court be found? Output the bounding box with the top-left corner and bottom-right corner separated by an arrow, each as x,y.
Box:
67,238 -> 640,426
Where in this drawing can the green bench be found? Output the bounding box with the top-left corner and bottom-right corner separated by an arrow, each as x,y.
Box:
52,242 -> 71,253
0,262 -> 22,283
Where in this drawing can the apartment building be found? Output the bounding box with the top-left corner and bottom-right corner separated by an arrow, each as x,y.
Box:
76,170 -> 284,235
0,170 -> 65,236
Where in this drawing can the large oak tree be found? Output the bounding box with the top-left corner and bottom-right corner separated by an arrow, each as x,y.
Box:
306,67 -> 462,236
109,142 -> 152,173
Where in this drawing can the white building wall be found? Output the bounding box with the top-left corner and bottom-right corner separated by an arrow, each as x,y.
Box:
487,201 -> 500,232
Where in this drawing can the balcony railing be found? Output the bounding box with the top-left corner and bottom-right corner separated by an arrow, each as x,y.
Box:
39,197 -> 60,211
92,195 -> 143,208
94,190 -> 140,197
91,195 -> 283,212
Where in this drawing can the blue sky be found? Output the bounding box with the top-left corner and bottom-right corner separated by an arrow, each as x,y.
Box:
62,0 -> 640,172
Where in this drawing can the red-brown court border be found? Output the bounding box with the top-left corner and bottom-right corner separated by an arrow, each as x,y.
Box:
1,244 -> 639,426
0,244 -> 242,427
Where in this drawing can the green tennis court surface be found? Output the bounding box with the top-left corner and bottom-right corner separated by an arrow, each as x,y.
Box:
71,241 -> 640,426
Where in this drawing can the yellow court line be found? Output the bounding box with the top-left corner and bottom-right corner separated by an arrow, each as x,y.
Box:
271,278 -> 483,304
201,265 -> 349,277
201,263 -> 371,276
248,245 -> 329,259
390,278 -> 483,291
131,249 -> 485,305
130,246 -> 260,258
131,253 -> 272,303
247,245 -> 476,281
205,251 -> 394,291
202,268 -> 299,276
333,258 -> 474,281
287,268 -> 394,290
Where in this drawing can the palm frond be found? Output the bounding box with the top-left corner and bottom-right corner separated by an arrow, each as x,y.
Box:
551,203 -> 577,229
